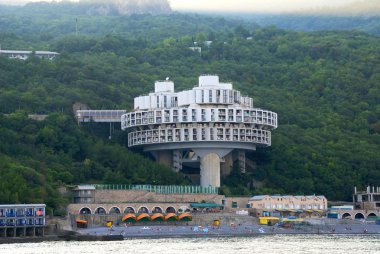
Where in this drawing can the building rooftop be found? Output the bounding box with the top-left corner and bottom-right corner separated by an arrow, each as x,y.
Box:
250,195 -> 326,200
249,195 -> 268,200
73,185 -> 96,190
0,204 -> 46,208
0,50 -> 59,55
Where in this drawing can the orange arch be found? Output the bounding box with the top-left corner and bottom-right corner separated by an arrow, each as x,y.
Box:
122,213 -> 136,222
178,213 -> 192,221
150,213 -> 165,221
137,213 -> 150,222
165,213 -> 178,221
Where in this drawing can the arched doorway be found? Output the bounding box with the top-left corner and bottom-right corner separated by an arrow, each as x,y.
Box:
342,213 -> 351,219
367,213 -> 377,219
178,206 -> 189,214
166,206 -> 176,213
355,213 -> 365,220
94,207 -> 106,215
79,207 -> 91,215
138,206 -> 149,214
109,207 -> 121,214
152,207 -> 163,214
124,207 -> 135,214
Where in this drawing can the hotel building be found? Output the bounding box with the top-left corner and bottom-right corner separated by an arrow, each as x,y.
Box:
249,195 -> 327,213
0,204 -> 46,238
122,75 -> 277,187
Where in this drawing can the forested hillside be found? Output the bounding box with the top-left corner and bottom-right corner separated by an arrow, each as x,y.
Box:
1,0 -> 172,15
0,7 -> 379,211
245,0 -> 380,35
249,15 -> 380,35
0,3 -> 246,42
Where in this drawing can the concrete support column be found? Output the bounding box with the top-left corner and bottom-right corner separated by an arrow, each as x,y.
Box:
221,153 -> 233,176
151,151 -> 173,168
200,153 -> 220,187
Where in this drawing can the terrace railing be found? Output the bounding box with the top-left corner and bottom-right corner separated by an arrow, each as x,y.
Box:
90,184 -> 219,194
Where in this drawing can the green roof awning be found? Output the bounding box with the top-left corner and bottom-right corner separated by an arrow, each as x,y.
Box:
190,203 -> 224,208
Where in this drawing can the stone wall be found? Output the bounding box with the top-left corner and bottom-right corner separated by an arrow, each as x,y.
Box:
329,209 -> 380,219
94,190 -> 224,204
68,202 -> 196,215
69,213 -> 256,228
191,213 -> 256,226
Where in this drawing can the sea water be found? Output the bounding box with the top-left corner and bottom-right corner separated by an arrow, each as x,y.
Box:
1,235 -> 379,254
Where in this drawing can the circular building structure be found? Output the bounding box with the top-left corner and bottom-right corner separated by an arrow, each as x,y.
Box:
121,75 -> 277,187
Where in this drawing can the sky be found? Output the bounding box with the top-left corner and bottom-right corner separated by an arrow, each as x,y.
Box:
170,0 -> 358,13
0,0 -> 361,13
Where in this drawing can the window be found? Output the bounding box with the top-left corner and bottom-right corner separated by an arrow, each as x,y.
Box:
209,90 -> 212,102
171,97 -> 178,107
232,202 -> 238,208
211,109 -> 215,121
216,90 -> 221,103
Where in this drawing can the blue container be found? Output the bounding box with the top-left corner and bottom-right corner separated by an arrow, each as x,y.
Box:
327,213 -> 338,219
375,220 -> 380,225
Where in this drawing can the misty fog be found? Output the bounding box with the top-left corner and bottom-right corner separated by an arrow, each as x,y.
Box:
0,0 -> 366,13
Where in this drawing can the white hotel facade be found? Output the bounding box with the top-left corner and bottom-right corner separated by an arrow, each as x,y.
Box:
122,75 -> 278,187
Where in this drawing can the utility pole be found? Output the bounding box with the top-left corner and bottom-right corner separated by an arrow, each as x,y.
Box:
75,18 -> 78,36
109,122 -> 112,140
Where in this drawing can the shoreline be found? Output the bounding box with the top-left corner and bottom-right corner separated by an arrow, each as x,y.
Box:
1,223 -> 379,244
121,231 -> 380,240
1,232 -> 379,244
1,231 -> 379,245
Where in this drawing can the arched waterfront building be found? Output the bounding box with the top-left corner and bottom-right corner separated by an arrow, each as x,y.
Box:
122,75 -> 277,187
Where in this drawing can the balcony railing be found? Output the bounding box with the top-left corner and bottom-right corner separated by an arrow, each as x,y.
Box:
91,184 -> 219,194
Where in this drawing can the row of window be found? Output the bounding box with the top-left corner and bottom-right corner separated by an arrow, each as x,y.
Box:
178,89 -> 252,107
122,108 -> 277,129
134,89 -> 252,110
0,218 -> 45,227
128,127 -> 271,147
127,108 -> 276,119
259,204 -> 326,210
0,208 -> 44,218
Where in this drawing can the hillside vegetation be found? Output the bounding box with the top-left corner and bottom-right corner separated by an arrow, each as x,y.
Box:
250,15 -> 380,35
247,0 -> 380,35
299,0 -> 380,17
0,9 -> 379,211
